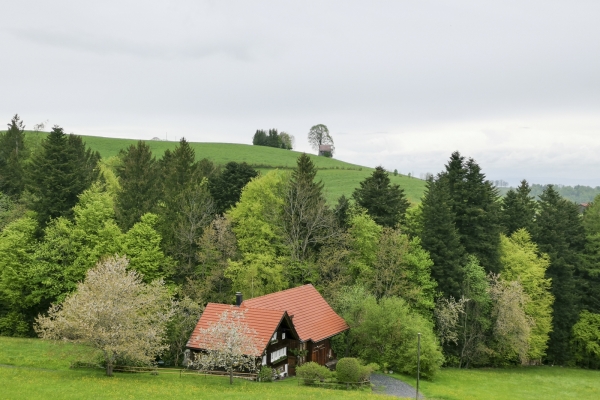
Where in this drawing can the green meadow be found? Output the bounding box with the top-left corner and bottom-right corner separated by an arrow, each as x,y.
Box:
23,131 -> 427,204
2,337 -> 600,399
0,337 -> 383,400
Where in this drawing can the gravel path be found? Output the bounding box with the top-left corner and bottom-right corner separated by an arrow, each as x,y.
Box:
371,373 -> 424,398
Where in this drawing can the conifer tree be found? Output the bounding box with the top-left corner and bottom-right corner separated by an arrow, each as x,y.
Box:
0,114 -> 27,197
419,177 -> 466,298
115,141 -> 160,230
352,166 -> 410,227
439,152 -> 502,273
533,185 -> 586,364
27,126 -> 100,226
209,162 -> 258,215
282,153 -> 335,265
501,180 -> 537,235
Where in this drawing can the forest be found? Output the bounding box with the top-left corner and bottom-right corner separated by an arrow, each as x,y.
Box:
1,114 -> 600,377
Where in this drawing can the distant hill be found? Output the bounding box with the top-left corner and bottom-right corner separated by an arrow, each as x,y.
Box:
21,131 -> 427,204
498,184 -> 600,204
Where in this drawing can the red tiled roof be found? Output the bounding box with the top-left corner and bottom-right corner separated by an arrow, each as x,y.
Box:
186,303 -> 285,356
242,284 -> 349,342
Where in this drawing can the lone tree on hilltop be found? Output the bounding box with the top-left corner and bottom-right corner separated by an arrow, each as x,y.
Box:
35,255 -> 174,376
307,124 -> 334,155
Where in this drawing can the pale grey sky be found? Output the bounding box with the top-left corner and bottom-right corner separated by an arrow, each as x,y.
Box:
2,1 -> 599,186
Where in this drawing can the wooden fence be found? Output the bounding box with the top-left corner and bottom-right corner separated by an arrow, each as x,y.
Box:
70,363 -> 257,380
296,377 -> 371,390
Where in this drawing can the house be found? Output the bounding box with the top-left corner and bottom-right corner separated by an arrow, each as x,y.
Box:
318,144 -> 332,156
186,284 -> 349,377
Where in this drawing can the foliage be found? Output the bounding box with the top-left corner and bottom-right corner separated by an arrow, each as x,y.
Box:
0,114 -> 28,197
334,287 -> 444,379
499,230 -> 554,362
164,296 -> 204,367
115,140 -> 160,230
458,256 -> 491,368
583,193 -> 600,236
34,256 -> 174,376
419,176 -> 465,298
434,296 -> 468,347
258,366 -> 275,382
226,170 -> 289,297
501,180 -> 537,236
209,161 -> 258,214
296,361 -> 332,384
281,153 -> 337,268
352,166 -> 409,228
336,358 -> 363,383
190,309 -> 260,384
27,126 -> 100,226
572,310 -> 600,369
252,129 -> 292,150
307,124 -> 334,155
532,185 -> 586,364
488,275 -> 533,364
0,216 -> 38,335
439,152 -> 502,274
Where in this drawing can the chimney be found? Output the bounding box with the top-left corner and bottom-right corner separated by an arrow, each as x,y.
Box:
235,292 -> 243,307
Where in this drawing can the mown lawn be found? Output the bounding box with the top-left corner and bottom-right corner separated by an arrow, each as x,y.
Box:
0,337 -> 385,400
394,366 -> 600,400
23,131 -> 427,204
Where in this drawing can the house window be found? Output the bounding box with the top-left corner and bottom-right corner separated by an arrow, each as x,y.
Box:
271,332 -> 277,342
270,347 -> 287,363
282,332 -> 286,340
262,354 -> 267,366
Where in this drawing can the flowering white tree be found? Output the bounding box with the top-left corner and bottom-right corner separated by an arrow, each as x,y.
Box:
35,255 -> 174,376
192,309 -> 262,384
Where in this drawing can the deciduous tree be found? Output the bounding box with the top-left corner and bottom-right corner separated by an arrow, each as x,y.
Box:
35,256 -> 173,376
307,124 -> 334,154
191,309 -> 261,384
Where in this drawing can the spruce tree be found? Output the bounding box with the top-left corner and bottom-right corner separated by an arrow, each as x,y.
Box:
115,141 -> 160,230
501,180 -> 537,235
282,153 -> 334,265
27,126 -> 100,226
352,166 -> 410,227
419,176 -> 466,298
440,152 -> 502,273
0,114 -> 27,197
533,185 -> 586,364
208,162 -> 258,215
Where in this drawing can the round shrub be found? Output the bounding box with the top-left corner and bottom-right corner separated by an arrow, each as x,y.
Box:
258,367 -> 274,382
296,361 -> 331,384
336,358 -> 362,383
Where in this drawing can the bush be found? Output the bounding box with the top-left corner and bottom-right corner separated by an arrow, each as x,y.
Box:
296,361 -> 332,384
336,358 -> 362,383
258,366 -> 275,382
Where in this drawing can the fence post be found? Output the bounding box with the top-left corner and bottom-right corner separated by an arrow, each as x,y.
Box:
416,333 -> 421,400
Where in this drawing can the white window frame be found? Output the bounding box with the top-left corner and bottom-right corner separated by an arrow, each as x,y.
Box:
262,354 -> 267,366
271,331 -> 277,342
282,332 -> 286,340
270,347 -> 287,363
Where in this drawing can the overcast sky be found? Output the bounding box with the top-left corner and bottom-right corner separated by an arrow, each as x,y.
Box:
2,1 -> 599,186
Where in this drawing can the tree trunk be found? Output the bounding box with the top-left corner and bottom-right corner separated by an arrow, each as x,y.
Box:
229,366 -> 233,385
106,362 -> 113,377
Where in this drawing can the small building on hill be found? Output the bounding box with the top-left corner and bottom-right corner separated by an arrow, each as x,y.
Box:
318,144 -> 332,156
186,284 -> 348,377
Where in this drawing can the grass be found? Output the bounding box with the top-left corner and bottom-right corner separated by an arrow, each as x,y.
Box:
22,131 -> 427,204
0,337 -> 385,399
392,367 -> 600,400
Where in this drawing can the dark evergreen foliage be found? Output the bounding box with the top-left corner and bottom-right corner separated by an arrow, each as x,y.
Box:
533,185 -> 586,364
352,166 -> 409,228
252,129 -> 267,146
439,152 -> 502,273
419,177 -> 466,298
209,162 -> 258,214
27,126 -> 100,226
501,180 -> 537,235
115,141 -> 160,230
0,114 -> 27,197
252,128 -> 290,149
334,195 -> 351,229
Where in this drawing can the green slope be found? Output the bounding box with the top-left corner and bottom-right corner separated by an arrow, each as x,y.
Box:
22,131 -> 426,203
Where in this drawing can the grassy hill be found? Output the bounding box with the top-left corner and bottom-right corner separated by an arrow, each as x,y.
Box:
23,131 -> 427,204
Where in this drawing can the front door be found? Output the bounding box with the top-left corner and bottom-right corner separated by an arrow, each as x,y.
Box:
312,346 -> 327,365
